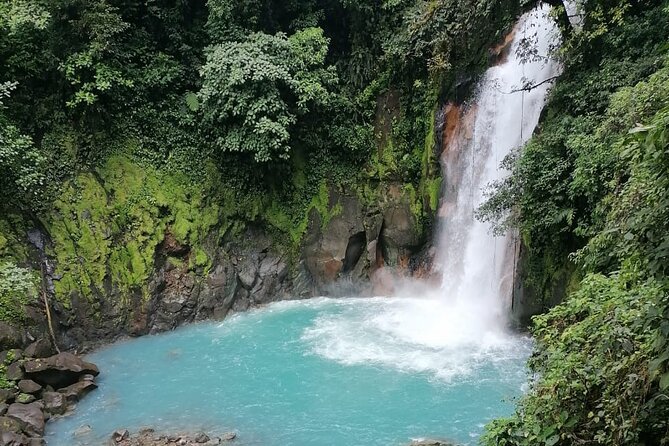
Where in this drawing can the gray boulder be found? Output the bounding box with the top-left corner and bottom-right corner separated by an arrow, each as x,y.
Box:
0,431 -> 32,446
14,394 -> 35,404
0,416 -> 23,434
0,323 -> 22,351
6,402 -> 45,436
17,381 -> 41,395
41,392 -> 67,416
23,341 -> 55,359
5,363 -> 24,381
0,389 -> 15,404
23,353 -> 99,388
58,380 -> 97,403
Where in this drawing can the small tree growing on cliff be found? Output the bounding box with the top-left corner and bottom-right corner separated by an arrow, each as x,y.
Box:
198,27 -> 337,163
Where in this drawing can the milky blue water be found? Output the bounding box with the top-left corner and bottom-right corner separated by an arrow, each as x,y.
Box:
44,297 -> 532,446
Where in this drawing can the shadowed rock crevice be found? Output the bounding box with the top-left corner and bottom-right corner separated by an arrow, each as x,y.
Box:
342,231 -> 366,274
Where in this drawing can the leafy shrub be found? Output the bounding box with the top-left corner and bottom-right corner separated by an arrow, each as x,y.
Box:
199,27 -> 337,163
0,261 -> 37,322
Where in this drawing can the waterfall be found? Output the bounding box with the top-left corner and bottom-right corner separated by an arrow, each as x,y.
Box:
434,4 -> 561,338
251,5 -> 562,383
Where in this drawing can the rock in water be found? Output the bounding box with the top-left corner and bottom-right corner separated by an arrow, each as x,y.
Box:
58,380 -> 98,403
221,432 -> 237,441
409,440 -> 458,446
112,429 -> 130,442
23,352 -> 99,388
42,392 -> 68,415
194,433 -> 210,443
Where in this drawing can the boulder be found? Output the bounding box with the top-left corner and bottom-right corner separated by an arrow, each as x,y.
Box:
0,323 -> 22,351
194,433 -> 210,443
5,363 -> 24,381
0,403 -> 7,416
112,429 -> 129,442
221,432 -> 236,441
23,340 -> 55,359
17,381 -> 41,395
0,416 -> 23,434
6,402 -> 45,436
41,392 -> 67,416
0,431 -> 31,446
0,389 -> 15,404
58,380 -> 97,403
23,353 -> 99,388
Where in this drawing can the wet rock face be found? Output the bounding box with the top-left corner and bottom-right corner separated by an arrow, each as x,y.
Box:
0,322 -> 22,351
23,340 -> 55,359
303,186 -> 426,293
144,228 -> 298,335
43,181 -> 430,346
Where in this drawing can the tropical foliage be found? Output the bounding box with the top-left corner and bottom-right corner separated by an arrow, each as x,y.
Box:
481,1 -> 669,444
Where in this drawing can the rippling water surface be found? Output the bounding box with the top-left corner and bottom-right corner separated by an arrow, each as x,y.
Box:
45,297 -> 532,446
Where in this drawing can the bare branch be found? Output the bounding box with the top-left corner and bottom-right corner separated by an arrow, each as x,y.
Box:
496,75 -> 561,95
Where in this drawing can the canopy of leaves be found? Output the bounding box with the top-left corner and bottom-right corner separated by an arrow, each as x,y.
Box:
199,27 -> 336,163
0,82 -> 45,212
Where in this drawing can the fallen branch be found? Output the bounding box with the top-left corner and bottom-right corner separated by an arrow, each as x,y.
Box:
40,263 -> 61,353
507,75 -> 561,94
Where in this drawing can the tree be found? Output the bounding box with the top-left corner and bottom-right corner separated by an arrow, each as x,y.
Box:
0,82 -> 45,211
198,27 -> 337,163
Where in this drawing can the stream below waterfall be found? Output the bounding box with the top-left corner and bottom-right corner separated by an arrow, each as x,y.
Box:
45,298 -> 532,446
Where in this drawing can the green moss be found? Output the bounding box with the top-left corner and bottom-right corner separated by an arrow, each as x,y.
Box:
192,247 -> 210,270
403,184 -> 423,223
0,364 -> 11,390
422,108 -> 437,179
425,177 -> 442,212
0,216 -> 31,264
47,155 -> 223,306
16,393 -> 33,403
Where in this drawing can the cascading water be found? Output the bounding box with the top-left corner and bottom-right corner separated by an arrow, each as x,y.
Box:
434,3 -> 562,342
304,5 -> 562,371
45,6 -> 561,446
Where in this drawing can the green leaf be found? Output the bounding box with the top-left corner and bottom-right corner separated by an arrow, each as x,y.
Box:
660,372 -> 669,391
545,434 -> 560,446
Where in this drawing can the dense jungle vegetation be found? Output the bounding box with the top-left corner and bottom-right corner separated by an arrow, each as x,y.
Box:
480,1 -> 669,444
0,0 -> 519,308
1,0 -> 669,444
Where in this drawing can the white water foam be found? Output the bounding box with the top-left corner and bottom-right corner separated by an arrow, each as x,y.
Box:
301,297 -> 532,382
303,5 -> 560,381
